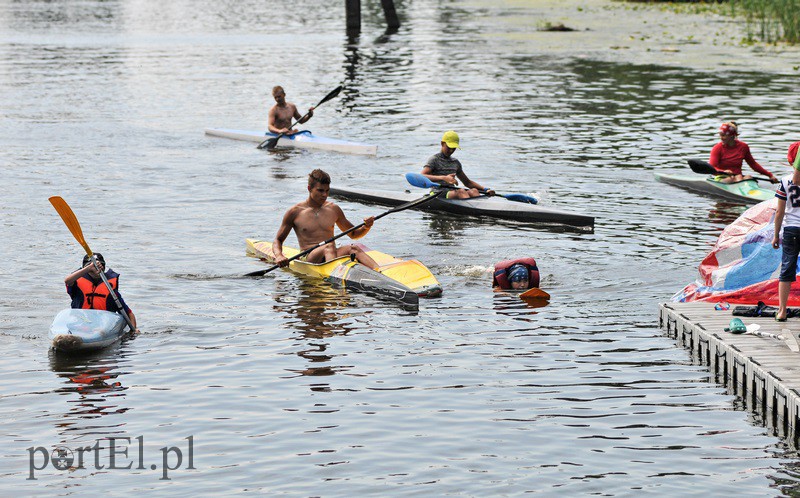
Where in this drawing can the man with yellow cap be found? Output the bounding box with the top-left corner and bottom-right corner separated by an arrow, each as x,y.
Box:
420,131 -> 495,199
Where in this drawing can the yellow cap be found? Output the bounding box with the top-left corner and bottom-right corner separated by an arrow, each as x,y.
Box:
441,130 -> 461,149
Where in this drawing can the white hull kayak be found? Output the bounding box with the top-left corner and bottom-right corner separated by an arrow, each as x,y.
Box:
49,309 -> 128,353
654,172 -> 773,204
204,128 -> 378,156
329,186 -> 595,229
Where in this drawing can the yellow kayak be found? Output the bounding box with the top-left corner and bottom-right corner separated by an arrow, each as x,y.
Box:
246,239 -> 442,306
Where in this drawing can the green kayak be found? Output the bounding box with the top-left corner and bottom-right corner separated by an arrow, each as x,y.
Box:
654,172 -> 774,204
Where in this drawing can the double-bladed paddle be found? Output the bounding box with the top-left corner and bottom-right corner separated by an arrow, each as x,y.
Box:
687,159 -> 774,183
257,85 -> 343,150
245,189 -> 446,277
48,196 -> 137,333
405,172 -> 538,204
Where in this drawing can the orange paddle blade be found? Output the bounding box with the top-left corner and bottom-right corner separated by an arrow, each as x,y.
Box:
49,196 -> 93,256
520,288 -> 550,300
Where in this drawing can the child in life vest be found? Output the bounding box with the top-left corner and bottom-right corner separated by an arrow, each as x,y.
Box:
64,253 -> 138,330
492,258 -> 540,290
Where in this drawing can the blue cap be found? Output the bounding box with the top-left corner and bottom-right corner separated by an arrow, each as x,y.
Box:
508,265 -> 529,283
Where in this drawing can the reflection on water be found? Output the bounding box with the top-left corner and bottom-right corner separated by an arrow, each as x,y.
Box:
492,292 -> 548,314
274,277 -> 355,339
708,200 -> 750,227
48,347 -> 131,439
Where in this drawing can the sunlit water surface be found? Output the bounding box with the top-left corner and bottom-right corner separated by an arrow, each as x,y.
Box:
2,0 -> 800,495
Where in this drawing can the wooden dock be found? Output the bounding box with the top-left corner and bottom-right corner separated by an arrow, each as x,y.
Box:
659,302 -> 800,444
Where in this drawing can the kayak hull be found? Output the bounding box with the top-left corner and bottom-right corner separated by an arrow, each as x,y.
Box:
655,172 -> 773,204
49,309 -> 128,353
328,186 -> 595,228
246,239 -> 443,305
204,128 -> 378,156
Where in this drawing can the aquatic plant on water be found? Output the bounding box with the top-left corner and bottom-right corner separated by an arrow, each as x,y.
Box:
622,0 -> 799,44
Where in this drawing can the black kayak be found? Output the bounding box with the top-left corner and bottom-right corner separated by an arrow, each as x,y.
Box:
328,186 -> 595,228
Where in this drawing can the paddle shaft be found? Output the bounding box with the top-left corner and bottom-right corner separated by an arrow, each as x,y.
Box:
257,85 -> 343,150
405,173 -> 537,204
246,190 -> 445,277
90,255 -> 136,332
48,196 -> 136,333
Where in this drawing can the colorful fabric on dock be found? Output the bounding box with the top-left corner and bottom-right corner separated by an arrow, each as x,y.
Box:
673,198 -> 800,305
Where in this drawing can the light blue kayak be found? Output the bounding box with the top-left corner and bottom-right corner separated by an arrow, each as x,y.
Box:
49,309 -> 127,353
204,127 -> 378,155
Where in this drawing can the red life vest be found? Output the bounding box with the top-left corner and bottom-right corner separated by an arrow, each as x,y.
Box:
492,258 -> 539,290
73,272 -> 119,311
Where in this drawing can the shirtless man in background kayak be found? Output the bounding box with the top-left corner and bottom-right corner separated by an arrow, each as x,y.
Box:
272,169 -> 378,269
268,86 -> 314,135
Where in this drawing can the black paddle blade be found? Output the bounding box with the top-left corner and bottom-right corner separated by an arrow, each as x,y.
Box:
256,135 -> 281,150
262,136 -> 281,150
245,264 -> 280,277
688,159 -> 717,175
317,85 -> 343,106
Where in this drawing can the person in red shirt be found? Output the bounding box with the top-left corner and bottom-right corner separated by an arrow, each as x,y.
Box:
709,121 -> 778,184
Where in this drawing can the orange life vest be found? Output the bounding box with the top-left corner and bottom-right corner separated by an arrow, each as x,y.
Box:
72,272 -> 119,311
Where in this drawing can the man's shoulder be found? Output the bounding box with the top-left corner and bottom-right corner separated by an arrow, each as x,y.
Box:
284,202 -> 307,216
323,200 -> 342,212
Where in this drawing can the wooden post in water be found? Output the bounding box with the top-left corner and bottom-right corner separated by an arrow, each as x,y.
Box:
381,0 -> 400,29
345,0 -> 400,32
345,0 -> 361,31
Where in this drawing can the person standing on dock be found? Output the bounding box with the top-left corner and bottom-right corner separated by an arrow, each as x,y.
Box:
710,121 -> 778,184
771,141 -> 800,321
272,169 -> 378,269
420,130 -> 495,199
267,86 -> 314,136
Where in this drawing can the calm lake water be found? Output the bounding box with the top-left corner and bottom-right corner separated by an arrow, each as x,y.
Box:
2,0 -> 800,495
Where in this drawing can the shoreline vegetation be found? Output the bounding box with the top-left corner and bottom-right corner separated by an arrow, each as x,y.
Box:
624,0 -> 800,44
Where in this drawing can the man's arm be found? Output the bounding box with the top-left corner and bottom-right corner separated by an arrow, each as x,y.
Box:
295,104 -> 314,125
65,262 -> 93,286
334,205 -> 373,239
272,208 -> 296,267
773,198 -> 787,248
421,165 -> 457,185
457,170 -> 494,195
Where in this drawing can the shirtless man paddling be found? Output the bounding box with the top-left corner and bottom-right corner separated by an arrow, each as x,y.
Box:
273,169 -> 378,269
268,86 -> 314,135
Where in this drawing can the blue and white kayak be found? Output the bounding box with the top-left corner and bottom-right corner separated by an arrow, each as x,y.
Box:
204,128 -> 378,156
49,309 -> 128,353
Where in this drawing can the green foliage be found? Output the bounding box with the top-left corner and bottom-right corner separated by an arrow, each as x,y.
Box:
730,0 -> 800,44
620,0 -> 799,43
